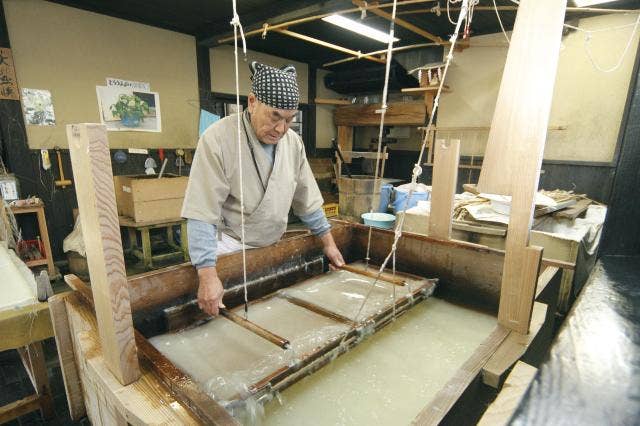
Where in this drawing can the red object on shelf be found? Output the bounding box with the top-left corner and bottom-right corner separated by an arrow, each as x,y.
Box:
17,239 -> 46,260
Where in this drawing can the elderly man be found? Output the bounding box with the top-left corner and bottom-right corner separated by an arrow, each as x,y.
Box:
182,62 -> 345,316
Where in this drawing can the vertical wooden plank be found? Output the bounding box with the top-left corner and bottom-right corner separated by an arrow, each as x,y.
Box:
48,293 -> 86,420
499,245 -> 543,334
476,0 -> 566,333
428,139 -> 460,240
478,0 -> 567,196
35,205 -> 55,277
66,123 -> 140,385
337,126 -> 353,159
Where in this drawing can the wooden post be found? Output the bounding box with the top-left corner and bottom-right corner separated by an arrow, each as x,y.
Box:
428,139 -> 460,240
476,0 -> 567,333
66,123 -> 140,385
337,126 -> 353,157
48,293 -> 86,420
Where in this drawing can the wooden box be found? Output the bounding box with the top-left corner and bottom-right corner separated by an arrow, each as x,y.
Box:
113,174 -> 188,223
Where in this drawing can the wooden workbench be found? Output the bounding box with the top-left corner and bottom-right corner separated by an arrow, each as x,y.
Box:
119,216 -> 189,270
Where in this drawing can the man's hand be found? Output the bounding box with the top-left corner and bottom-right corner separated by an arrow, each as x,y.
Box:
320,231 -> 345,270
197,267 -> 225,316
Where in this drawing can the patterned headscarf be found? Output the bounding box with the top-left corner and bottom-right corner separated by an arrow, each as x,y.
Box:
249,61 -> 299,110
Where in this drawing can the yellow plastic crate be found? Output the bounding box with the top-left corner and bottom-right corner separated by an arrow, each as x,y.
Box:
322,203 -> 339,218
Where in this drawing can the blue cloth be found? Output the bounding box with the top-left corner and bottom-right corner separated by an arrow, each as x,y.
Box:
299,208 -> 331,237
187,219 -> 217,269
187,206 -> 330,269
199,110 -> 220,136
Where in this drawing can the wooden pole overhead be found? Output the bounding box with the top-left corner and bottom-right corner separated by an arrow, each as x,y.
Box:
217,0 -> 438,44
274,28 -> 386,64
66,123 -> 141,385
352,0 -> 445,44
323,41 -> 438,67
399,6 -> 639,15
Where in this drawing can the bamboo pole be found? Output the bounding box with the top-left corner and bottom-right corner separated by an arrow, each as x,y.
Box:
279,293 -> 357,326
352,0 -> 444,44
398,6 -> 639,15
323,41 -> 438,67
274,29 -> 386,64
219,309 -> 291,349
339,264 -> 406,287
217,0 -> 438,44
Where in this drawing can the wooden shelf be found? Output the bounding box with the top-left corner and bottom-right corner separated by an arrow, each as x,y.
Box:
25,258 -> 49,267
10,202 -> 55,277
314,98 -> 351,105
402,85 -> 451,94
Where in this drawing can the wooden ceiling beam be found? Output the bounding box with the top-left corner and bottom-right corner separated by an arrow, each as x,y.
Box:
274,29 -> 386,64
212,0 -> 438,46
352,0 -> 445,45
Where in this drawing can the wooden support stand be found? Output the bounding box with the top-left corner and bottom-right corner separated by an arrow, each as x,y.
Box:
0,301 -> 55,423
428,139 -> 460,240
10,202 -> 55,277
120,216 -> 189,270
66,123 -> 140,385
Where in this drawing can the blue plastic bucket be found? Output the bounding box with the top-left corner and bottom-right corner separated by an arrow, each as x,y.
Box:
361,212 -> 396,229
378,184 -> 393,212
392,188 -> 430,213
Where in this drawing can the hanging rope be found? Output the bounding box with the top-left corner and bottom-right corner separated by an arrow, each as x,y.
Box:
566,14 -> 640,73
349,0 -> 471,327
364,0 -> 399,270
230,0 -> 250,317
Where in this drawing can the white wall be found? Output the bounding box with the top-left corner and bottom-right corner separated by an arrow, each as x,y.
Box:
210,45 -> 309,103
316,69 -> 340,148
5,0 -> 199,149
437,13 -> 640,162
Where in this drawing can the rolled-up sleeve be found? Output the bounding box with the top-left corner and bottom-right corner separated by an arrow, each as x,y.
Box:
187,219 -> 218,269
299,208 -> 331,237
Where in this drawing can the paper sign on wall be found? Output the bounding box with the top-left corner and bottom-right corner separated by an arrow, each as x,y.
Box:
0,48 -> 20,100
106,77 -> 150,91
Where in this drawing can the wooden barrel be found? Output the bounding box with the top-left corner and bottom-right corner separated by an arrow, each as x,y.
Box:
338,175 -> 381,219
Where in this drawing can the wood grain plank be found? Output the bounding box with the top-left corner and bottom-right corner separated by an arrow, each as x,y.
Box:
428,139 -> 460,240
0,302 -> 53,350
48,293 -> 86,420
478,361 -> 538,426
477,0 -> 567,195
499,246 -> 544,334
66,123 -> 140,385
482,302 -> 547,388
476,0 -> 567,334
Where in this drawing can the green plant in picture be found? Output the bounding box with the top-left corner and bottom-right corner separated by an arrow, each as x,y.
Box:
110,94 -> 150,127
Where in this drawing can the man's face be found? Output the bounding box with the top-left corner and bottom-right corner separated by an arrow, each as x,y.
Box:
247,93 -> 297,145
